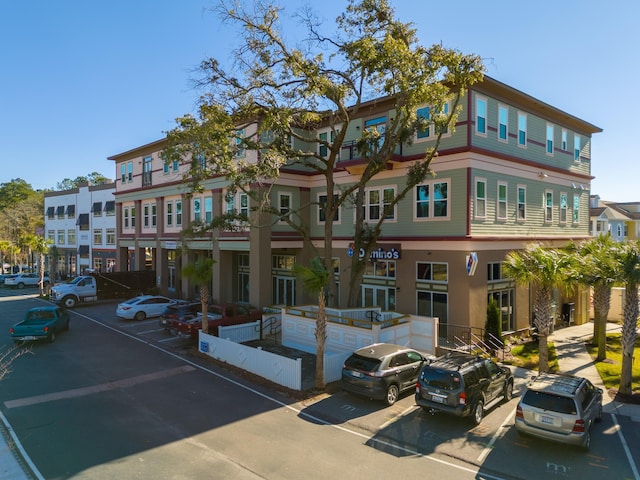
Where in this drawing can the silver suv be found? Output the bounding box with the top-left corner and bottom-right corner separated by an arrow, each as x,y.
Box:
515,373 -> 603,450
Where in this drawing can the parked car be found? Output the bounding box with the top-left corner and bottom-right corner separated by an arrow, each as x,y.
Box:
173,303 -> 262,338
4,272 -> 50,289
10,306 -> 70,343
342,343 -> 432,406
116,295 -> 178,321
0,274 -> 17,286
159,301 -> 201,332
515,372 -> 602,450
415,352 -> 514,425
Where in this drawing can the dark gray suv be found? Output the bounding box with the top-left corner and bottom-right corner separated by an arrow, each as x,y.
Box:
415,352 -> 514,424
342,343 -> 432,406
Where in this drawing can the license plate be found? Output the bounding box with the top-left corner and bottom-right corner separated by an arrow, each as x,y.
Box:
351,371 -> 362,378
20,336 -> 37,341
431,395 -> 446,404
540,415 -> 554,425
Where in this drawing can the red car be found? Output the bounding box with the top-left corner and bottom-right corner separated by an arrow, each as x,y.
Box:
173,303 -> 262,338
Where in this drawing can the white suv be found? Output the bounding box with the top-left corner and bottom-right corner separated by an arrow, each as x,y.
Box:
4,273 -> 50,289
515,373 -> 603,450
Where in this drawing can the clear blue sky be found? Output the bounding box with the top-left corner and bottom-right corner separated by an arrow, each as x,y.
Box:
1,1 -> 637,201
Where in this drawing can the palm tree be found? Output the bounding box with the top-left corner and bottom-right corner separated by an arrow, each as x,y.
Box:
294,257 -> 329,390
570,234 -> 619,361
26,235 -> 51,296
503,243 -> 578,373
182,257 -> 215,334
613,241 -> 640,395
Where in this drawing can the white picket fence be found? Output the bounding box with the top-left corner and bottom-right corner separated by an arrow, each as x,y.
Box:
199,330 -> 302,390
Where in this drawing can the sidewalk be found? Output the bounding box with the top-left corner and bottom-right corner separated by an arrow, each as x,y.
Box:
549,320 -> 640,419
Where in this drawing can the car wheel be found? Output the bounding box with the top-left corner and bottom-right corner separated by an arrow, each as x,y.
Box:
503,381 -> 514,402
595,404 -> 603,423
62,296 -> 77,309
471,400 -> 484,425
17,282 -> 25,289
385,384 -> 400,406
582,430 -> 591,450
48,331 -> 56,343
134,311 -> 146,321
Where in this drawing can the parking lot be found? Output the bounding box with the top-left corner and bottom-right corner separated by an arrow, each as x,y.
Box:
2,287 -> 639,479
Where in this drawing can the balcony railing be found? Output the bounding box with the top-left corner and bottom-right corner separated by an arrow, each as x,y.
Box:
339,140 -> 403,163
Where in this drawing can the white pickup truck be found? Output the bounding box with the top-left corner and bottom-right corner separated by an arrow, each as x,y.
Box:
4,272 -> 50,289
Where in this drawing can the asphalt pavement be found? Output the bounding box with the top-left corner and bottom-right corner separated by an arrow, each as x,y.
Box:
1,319 -> 638,479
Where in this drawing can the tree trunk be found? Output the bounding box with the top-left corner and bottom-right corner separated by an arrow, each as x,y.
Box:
592,285 -> 611,361
200,286 -> 209,334
315,289 -> 327,389
619,284 -> 638,395
538,334 -> 549,374
533,286 -> 552,373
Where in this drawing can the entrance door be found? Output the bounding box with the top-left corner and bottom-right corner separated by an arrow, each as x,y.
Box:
362,285 -> 395,311
273,276 -> 295,306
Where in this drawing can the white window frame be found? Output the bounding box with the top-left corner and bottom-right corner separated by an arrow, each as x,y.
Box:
143,203 -> 150,228
415,102 -> 451,142
204,197 -> 213,224
414,179 -> 450,221
175,200 -> 182,227
517,112 -> 527,147
106,228 -> 115,245
475,95 -> 488,136
573,194 -> 580,224
67,230 -> 76,245
193,198 -> 202,223
166,201 -> 173,227
93,228 -> 103,245
475,178 -> 487,219
498,104 -> 508,142
517,185 -> 526,221
362,186 -> 396,223
561,129 -> 568,151
545,190 -> 553,223
317,193 -> 340,224
560,192 -> 568,223
574,134 -> 581,162
317,128 -> 335,158
278,192 -> 292,224
497,182 -> 508,220
546,123 -> 554,155
123,206 -> 130,230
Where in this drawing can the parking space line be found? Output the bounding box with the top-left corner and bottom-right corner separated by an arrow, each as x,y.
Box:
4,365 -> 195,409
378,405 -> 417,430
137,328 -> 166,334
119,319 -> 160,328
477,408 -> 515,462
158,337 -> 184,343
612,413 -> 640,480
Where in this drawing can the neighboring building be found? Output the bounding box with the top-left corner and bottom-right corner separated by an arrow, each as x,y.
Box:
589,195 -> 640,241
44,182 -> 117,278
108,76 -> 601,336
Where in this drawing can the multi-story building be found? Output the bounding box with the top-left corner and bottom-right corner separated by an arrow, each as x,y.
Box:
109,76 -> 600,335
44,182 -> 117,278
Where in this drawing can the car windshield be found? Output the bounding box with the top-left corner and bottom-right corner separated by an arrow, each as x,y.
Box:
344,354 -> 382,373
522,390 -> 577,414
421,369 -> 461,391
